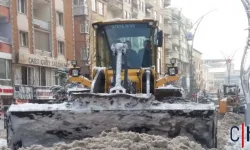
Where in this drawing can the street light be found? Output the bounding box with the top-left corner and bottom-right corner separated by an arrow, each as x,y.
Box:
240,0 -> 250,125
164,8 -> 217,97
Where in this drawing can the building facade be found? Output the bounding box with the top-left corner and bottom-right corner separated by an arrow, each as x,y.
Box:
74,0 -> 107,76
164,7 -> 192,88
192,48 -> 203,90
0,0 -> 12,113
11,0 -> 74,101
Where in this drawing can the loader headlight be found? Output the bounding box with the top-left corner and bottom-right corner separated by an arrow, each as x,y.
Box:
71,60 -> 77,66
71,69 -> 79,77
170,58 -> 176,66
167,67 -> 178,76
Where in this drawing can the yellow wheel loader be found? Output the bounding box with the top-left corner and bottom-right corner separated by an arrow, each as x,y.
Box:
6,19 -> 217,150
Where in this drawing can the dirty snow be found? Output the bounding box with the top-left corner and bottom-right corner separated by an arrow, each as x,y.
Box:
17,128 -> 205,150
157,84 -> 181,89
8,99 -> 215,112
217,113 -> 244,150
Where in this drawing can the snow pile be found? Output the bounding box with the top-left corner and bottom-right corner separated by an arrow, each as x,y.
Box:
217,113 -> 244,150
0,139 -> 7,149
224,117 -> 250,150
18,128 -> 205,150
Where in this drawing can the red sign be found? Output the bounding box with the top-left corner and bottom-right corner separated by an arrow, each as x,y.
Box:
0,86 -> 13,95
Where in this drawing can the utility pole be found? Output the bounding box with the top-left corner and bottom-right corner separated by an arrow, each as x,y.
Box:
240,0 -> 250,126
188,9 -> 216,97
221,49 -> 238,85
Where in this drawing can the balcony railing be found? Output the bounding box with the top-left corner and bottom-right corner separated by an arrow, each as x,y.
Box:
164,0 -> 171,7
107,0 -> 123,12
132,1 -> 138,15
172,37 -> 179,46
172,22 -> 179,34
0,0 -> 9,7
74,5 -> 88,16
163,9 -> 171,20
145,0 -> 153,8
163,24 -> 171,35
0,36 -> 9,43
33,18 -> 50,30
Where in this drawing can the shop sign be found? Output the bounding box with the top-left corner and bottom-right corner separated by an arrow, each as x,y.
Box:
34,87 -> 55,100
14,85 -> 33,100
0,86 -> 13,96
19,53 -> 67,68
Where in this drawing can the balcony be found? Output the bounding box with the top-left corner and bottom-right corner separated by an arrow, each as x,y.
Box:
172,37 -> 179,46
0,37 -> 9,43
33,18 -> 50,30
107,0 -> 123,13
164,0 -> 171,7
168,50 -> 179,59
145,0 -> 153,9
0,38 -> 11,53
132,1 -> 138,17
163,24 -> 171,35
163,9 -> 171,20
0,0 -> 9,7
171,21 -> 180,35
74,5 -> 88,16
171,9 -> 180,19
165,40 -> 172,50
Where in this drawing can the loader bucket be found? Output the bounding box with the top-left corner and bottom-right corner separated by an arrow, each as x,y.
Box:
155,87 -> 184,101
6,93 -> 217,150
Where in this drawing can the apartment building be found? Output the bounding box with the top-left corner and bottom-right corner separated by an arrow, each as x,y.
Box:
74,0 -> 107,76
11,0 -> 74,100
164,8 -> 192,88
0,0 -> 12,112
192,48 -> 202,89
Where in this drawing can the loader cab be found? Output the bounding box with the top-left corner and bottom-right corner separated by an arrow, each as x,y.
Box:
223,84 -> 239,97
92,19 -> 162,70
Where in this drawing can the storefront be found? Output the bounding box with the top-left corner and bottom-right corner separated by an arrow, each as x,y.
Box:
0,86 -> 13,114
15,52 -> 69,86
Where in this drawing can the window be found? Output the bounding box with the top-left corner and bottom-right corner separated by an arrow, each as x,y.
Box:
159,15 -> 163,24
56,12 -> 64,26
53,70 -> 60,85
141,2 -> 144,11
0,59 -> 10,80
21,66 -> 34,85
98,1 -> 104,15
159,0 -> 163,8
138,0 -> 141,10
124,11 -> 127,19
154,11 -> 157,20
20,31 -> 28,47
92,0 -> 96,11
81,46 -> 89,60
96,23 -> 153,68
18,0 -> 26,14
35,30 -> 50,51
39,67 -> 46,86
58,41 -> 65,55
74,0 -> 84,5
80,21 -> 89,33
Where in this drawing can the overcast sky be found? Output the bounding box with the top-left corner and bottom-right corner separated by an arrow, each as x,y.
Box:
170,0 -> 248,70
